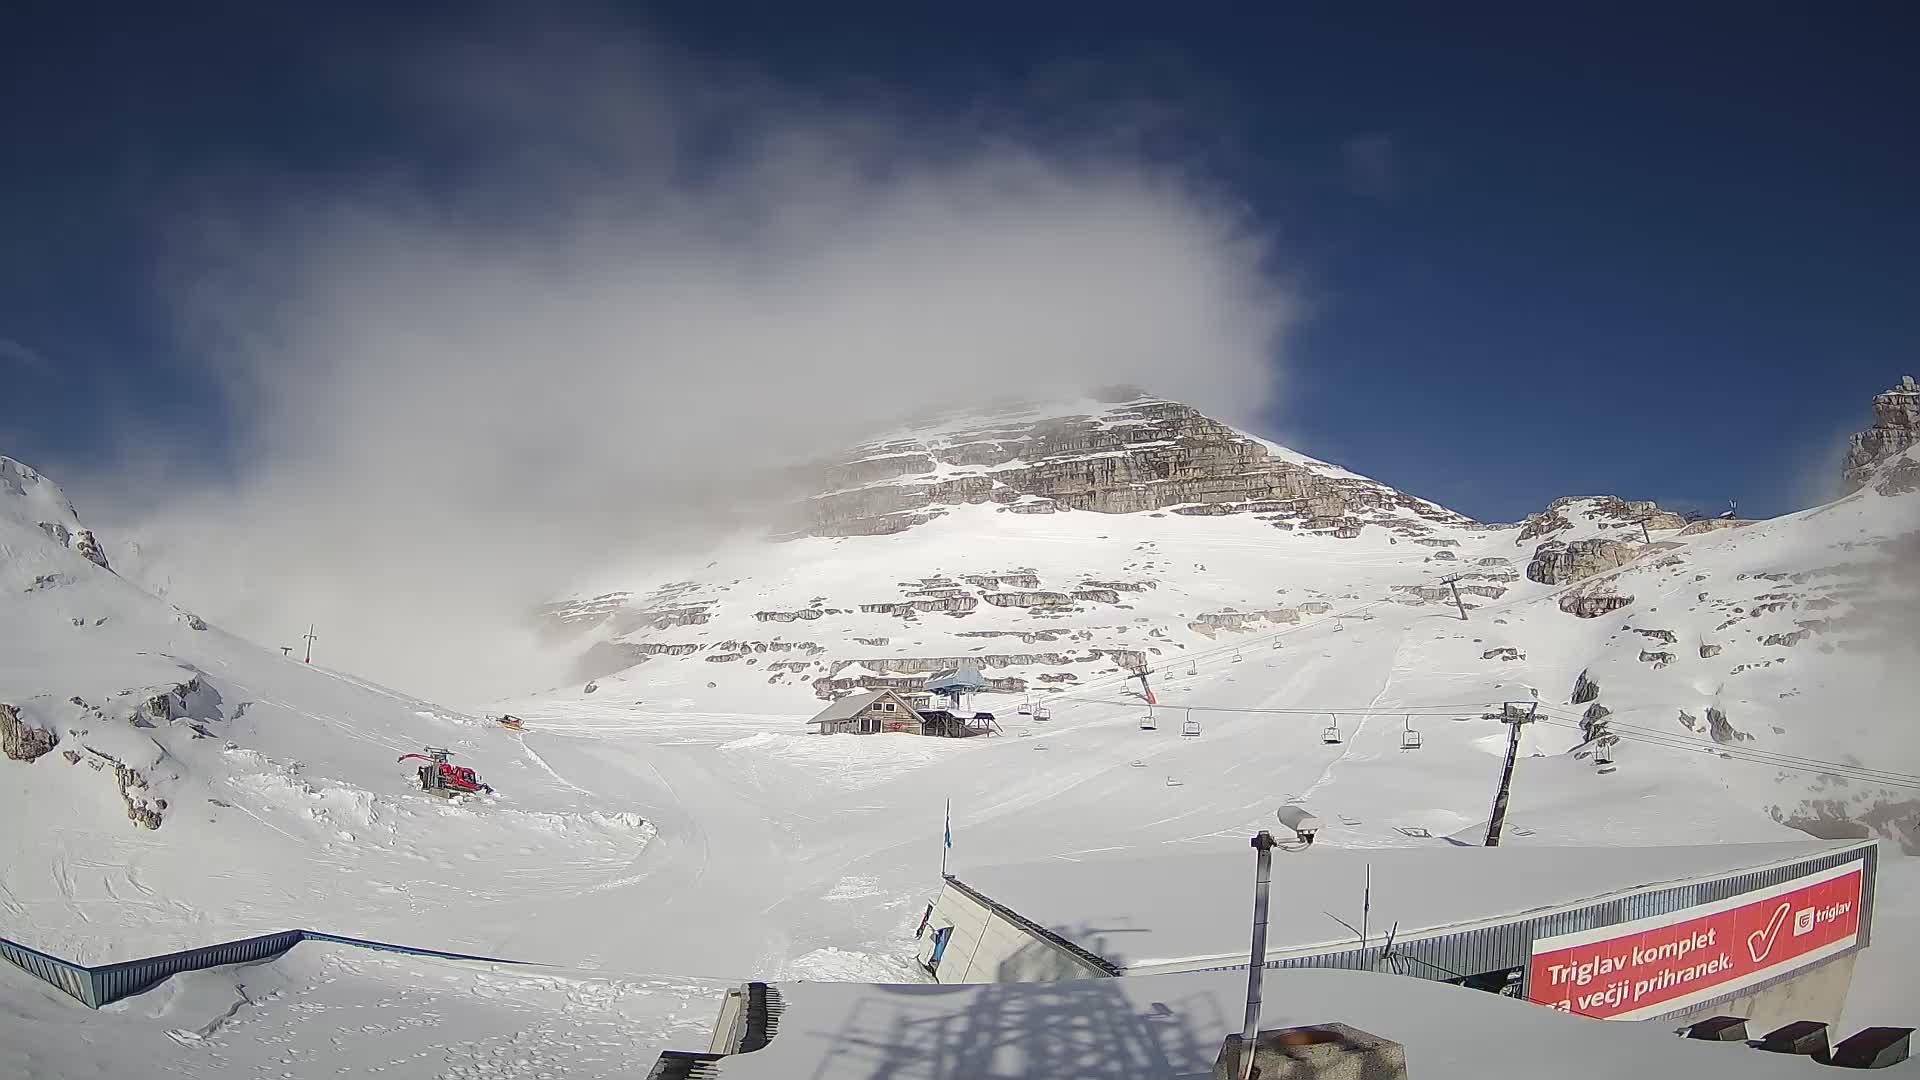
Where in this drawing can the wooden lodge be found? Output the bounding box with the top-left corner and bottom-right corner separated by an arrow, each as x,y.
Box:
807,689 -> 924,735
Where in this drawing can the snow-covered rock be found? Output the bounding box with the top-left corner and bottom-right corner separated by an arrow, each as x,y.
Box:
1842,374 -> 1920,493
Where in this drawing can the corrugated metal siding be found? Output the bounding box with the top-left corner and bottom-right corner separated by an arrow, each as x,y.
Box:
89,930 -> 306,1005
1142,843 -> 1878,991
0,934 -> 98,1007
0,928 -> 528,1009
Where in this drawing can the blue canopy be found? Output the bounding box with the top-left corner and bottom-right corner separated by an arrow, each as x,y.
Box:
925,667 -> 988,695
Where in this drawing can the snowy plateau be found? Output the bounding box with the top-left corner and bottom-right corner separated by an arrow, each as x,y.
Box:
3,385 -> 1918,1077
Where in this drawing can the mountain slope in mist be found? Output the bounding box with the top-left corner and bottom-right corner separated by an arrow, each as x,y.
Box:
521,391 -> 1920,847
0,457 -> 655,964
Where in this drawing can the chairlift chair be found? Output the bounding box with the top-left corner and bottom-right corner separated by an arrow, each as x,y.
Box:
1017,703 -> 1033,716
1596,736 -> 1617,774
1187,660 -> 1198,675
1400,716 -> 1422,751
1181,716 -> 1201,738
1322,718 -> 1342,744
1232,650 -> 1243,663
1139,713 -> 1157,730
1033,705 -> 1051,722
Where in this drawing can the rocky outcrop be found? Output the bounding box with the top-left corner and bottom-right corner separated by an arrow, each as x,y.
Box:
1842,376 -> 1920,494
1699,643 -> 1722,658
1526,539 -> 1635,585
861,597 -> 979,617
795,398 -> 1478,538
1186,609 -> 1300,635
1581,703 -> 1612,740
1080,579 -> 1155,593
1875,455 -> 1920,496
1706,706 -> 1749,745
1677,518 -> 1753,537
754,608 -> 830,623
70,527 -> 110,570
1570,670 -> 1600,705
1481,647 -> 1524,661
963,573 -> 1043,590
115,763 -> 163,829
537,592 -> 631,633
1638,649 -> 1676,668
1560,591 -> 1634,618
831,653 -> 1072,676
1517,508 -> 1572,542
1,704 -> 58,762
1631,628 -> 1678,644
982,591 -> 1076,610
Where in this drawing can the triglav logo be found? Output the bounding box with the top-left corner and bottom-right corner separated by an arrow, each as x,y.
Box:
1747,903 -> 1790,963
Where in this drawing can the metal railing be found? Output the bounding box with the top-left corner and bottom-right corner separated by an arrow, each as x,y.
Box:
0,928 -> 525,1009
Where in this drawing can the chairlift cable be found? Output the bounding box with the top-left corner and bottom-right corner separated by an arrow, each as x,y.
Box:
1532,706 -> 1920,785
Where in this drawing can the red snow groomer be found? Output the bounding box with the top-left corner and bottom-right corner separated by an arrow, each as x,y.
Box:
492,714 -> 525,731
398,747 -> 492,797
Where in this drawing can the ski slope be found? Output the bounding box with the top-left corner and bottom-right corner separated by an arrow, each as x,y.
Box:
5,389 -> 1918,1074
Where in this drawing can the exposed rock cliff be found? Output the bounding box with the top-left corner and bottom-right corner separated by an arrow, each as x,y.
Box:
1,703 -> 59,762
796,395 -> 1477,539
1525,538 -> 1636,585
1842,375 -> 1920,494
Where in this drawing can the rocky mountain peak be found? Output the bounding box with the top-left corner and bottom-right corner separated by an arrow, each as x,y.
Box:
793,394 -> 1476,541
0,455 -> 111,570
1841,375 -> 1919,494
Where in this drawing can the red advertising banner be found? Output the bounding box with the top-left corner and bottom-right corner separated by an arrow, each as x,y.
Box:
1527,861 -> 1863,1020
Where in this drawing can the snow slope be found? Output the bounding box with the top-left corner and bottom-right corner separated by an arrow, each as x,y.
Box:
5,387 -> 1917,1072
2,459 -> 657,965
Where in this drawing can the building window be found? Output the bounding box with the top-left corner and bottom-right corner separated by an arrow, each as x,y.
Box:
860,716 -> 880,733
882,702 -> 896,711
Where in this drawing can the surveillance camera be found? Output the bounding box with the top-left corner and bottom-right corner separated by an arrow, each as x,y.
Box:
1275,804 -> 1321,844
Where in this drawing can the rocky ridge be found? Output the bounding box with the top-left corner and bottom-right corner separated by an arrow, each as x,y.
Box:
795,390 -> 1476,540
1842,375 -> 1919,494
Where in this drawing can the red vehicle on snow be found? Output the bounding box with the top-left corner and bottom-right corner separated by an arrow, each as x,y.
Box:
397,748 -> 492,796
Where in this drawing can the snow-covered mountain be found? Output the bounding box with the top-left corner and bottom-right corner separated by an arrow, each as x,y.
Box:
523,384 -> 1920,849
4,378 -> 1916,1071
0,457 -> 657,965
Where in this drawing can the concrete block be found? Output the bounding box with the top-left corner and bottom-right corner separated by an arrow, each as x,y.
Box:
1829,1027 -> 1912,1070
1682,1016 -> 1749,1042
1757,1020 -> 1829,1059
1214,1022 -> 1408,1080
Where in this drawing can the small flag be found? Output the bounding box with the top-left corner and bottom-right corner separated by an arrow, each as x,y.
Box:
944,798 -> 952,850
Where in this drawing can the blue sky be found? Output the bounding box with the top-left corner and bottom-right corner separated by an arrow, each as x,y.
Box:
2,2 -> 1915,523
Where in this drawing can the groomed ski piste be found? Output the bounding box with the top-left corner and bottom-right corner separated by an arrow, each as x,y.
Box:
4,404 -> 1918,1077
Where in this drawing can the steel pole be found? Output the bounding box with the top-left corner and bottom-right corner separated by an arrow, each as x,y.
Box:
1240,830 -> 1277,1080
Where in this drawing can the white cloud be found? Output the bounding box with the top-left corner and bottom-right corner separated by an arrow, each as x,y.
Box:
100,19 -> 1301,703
